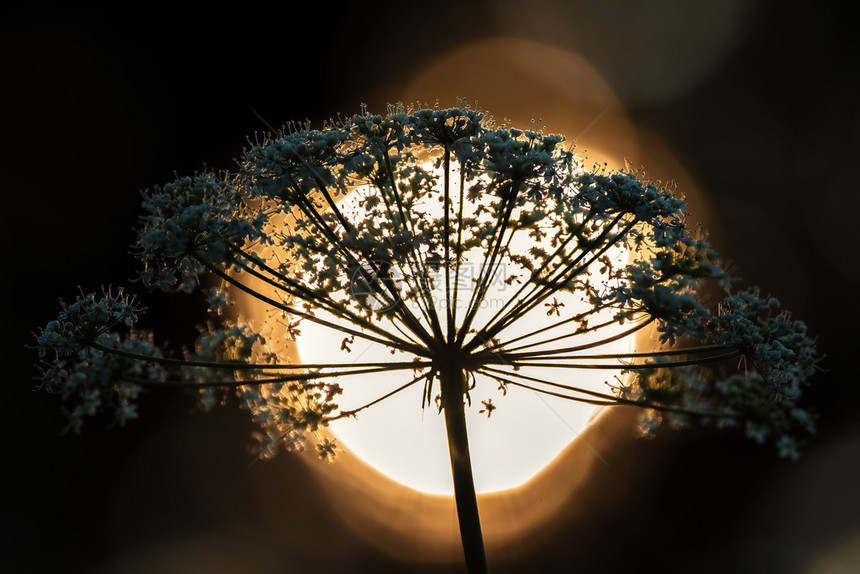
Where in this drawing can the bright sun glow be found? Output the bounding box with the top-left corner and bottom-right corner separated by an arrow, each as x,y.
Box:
293,159 -> 633,495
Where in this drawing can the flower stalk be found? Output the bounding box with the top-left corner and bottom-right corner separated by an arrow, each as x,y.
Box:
440,363 -> 488,574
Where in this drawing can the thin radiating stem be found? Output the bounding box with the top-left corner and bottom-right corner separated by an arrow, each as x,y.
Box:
487,304 -> 629,355
474,208 -> 596,335
200,257 -> 427,355
284,177 -> 437,349
507,344 -> 735,361
451,162 -> 466,340
327,370 -> 431,421
381,149 -> 446,342
477,366 -> 736,419
493,349 -> 741,370
471,216 -> 638,351
456,181 -> 521,347
477,369 -> 619,407
91,341 -> 429,371
473,318 -> 655,362
227,246 -> 419,349
121,363 -> 418,389
444,148 -> 455,343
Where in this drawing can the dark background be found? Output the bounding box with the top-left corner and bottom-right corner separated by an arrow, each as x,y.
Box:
3,2 -> 859,572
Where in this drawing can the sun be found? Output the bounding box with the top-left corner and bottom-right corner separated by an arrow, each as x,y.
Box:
296,308 -> 631,495
289,158 -> 633,495
223,109 -> 653,497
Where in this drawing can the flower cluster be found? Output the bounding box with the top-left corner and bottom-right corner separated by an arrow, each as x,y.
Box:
478,127 -> 570,199
574,172 -> 686,226
136,173 -> 267,292
180,321 -> 344,458
34,288 -> 165,433
615,287 -> 819,458
245,379 -> 343,459
624,361 -> 817,459
182,323 -> 267,410
34,288 -> 345,458
35,287 -> 143,355
614,238 -> 724,345
710,290 -> 818,399
715,374 -> 816,460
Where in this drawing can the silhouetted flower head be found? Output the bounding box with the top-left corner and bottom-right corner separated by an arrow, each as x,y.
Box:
34,288 -> 164,433
35,103 -> 819,460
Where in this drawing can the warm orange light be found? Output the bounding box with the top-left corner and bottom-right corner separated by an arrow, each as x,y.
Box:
234,37 -> 716,561
295,160 -> 633,494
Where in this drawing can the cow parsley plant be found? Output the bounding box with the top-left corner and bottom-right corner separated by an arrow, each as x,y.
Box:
34,102 -> 818,573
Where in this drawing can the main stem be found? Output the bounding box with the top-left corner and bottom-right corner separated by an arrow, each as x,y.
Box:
440,365 -> 488,574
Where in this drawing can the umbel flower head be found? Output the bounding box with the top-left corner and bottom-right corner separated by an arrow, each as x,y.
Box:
33,101 -> 821,573
33,287 -> 163,433
35,101 -> 819,463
